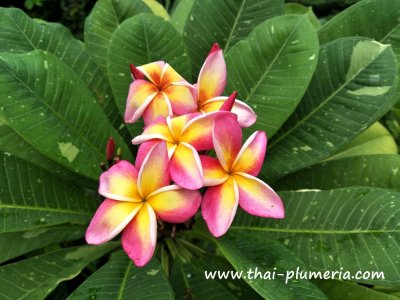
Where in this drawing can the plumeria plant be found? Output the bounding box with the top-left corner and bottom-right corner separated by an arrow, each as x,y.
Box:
85,44 -> 284,266
0,0 -> 400,299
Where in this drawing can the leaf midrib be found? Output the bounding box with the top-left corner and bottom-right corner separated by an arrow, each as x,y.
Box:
223,0 -> 246,51
0,204 -> 91,215
117,262 -> 133,300
268,42 -> 391,149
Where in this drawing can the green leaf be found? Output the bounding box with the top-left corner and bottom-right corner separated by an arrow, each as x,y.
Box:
285,3 -> 320,29
0,50 -> 133,180
84,0 -> 152,74
183,0 -> 284,75
216,231 -> 328,299
327,122 -> 398,161
0,152 -> 98,232
107,14 -> 191,136
0,226 -> 85,263
226,15 -> 319,137
263,38 -> 398,181
317,0 -> 400,101
289,0 -> 358,5
275,154 -> 400,191
171,259 -> 238,300
0,8 -> 123,131
142,0 -> 170,20
318,0 -> 400,46
0,244 -> 116,299
315,280 -> 400,300
0,125 -> 96,188
68,251 -> 174,300
170,0 -> 195,34
232,187 -> 400,285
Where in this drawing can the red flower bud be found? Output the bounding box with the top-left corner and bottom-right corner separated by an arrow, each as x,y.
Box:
130,64 -> 144,80
220,91 -> 237,112
106,136 -> 115,161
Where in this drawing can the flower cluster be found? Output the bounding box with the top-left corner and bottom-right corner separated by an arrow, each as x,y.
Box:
86,44 -> 284,267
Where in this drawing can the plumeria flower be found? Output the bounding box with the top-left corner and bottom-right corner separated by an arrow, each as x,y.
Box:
85,142 -> 201,266
132,111 -> 231,190
125,62 -> 197,125
201,114 -> 284,237
196,43 -> 256,127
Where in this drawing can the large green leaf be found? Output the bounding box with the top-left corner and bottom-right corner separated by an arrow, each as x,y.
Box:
0,8 -> 123,130
232,187 -> 400,285
326,122 -> 398,161
0,152 -> 98,232
183,0 -> 284,76
84,0 -> 152,74
107,14 -> 191,136
68,251 -> 174,300
0,244 -> 116,299
142,0 -> 170,19
226,15 -> 319,137
0,125 -> 96,188
285,3 -> 320,29
170,0 -> 195,34
318,0 -> 400,47
275,154 -> 400,191
288,0 -> 358,5
263,38 -> 398,181
315,280 -> 400,300
0,50 -> 133,180
318,0 -> 400,101
0,226 -> 85,263
216,231 -> 328,299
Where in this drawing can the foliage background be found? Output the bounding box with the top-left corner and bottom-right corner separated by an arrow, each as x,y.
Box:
0,0 -> 400,299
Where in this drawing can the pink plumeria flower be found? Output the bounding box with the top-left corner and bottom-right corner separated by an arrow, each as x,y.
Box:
132,111 -> 231,190
196,43 -> 256,128
125,62 -> 197,125
85,142 -> 201,267
201,114 -> 284,237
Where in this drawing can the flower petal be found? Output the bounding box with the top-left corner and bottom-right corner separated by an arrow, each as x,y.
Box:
160,63 -> 186,86
86,199 -> 142,244
180,111 -> 232,150
232,131 -> 267,176
147,185 -> 201,223
167,113 -> 200,140
203,97 -> 257,127
201,177 -> 239,237
200,155 -> 228,186
213,113 -> 242,171
99,160 -> 141,201
122,203 -> 157,267
135,140 -> 160,170
169,142 -> 203,190
125,79 -> 158,123
142,92 -> 173,126
132,116 -> 174,145
198,46 -> 226,104
164,85 -> 197,115
234,173 -> 284,219
137,61 -> 165,86
138,141 -> 170,197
